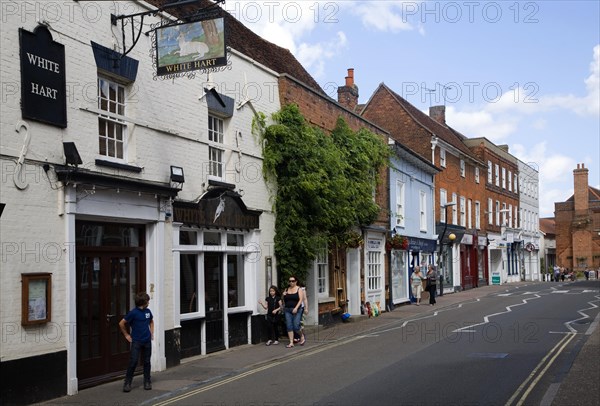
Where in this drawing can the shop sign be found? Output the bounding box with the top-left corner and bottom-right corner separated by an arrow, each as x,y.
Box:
367,239 -> 382,250
461,233 -> 473,245
156,18 -> 227,76
19,26 -> 67,127
408,237 -> 436,252
492,271 -> 501,285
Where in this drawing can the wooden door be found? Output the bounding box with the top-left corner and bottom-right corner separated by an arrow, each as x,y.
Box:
75,222 -> 145,388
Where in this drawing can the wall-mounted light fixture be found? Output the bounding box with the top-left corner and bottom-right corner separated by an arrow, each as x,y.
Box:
170,166 -> 185,183
63,142 -> 82,166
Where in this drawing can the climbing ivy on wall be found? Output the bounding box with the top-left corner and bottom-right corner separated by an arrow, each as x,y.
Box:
254,104 -> 389,284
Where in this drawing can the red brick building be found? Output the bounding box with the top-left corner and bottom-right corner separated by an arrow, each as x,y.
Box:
278,70 -> 391,322
555,164 -> 600,272
361,83 -> 487,291
463,138 -> 521,283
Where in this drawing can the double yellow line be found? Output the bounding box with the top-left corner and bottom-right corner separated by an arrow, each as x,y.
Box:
505,332 -> 576,406
153,336 -> 364,406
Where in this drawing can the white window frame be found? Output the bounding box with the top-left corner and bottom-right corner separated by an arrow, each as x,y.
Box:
467,199 -> 472,229
396,181 -> 405,227
475,201 -> 481,230
366,250 -> 382,291
452,193 -> 458,225
174,227 -> 258,322
508,171 -> 512,191
208,146 -> 224,178
495,201 -> 501,225
495,164 -> 500,186
440,189 -> 448,223
419,190 -> 427,232
440,148 -> 446,167
487,161 -> 493,183
97,77 -> 127,161
502,167 -> 506,189
208,114 -> 225,179
475,167 -> 480,184
208,115 -> 224,143
460,159 -> 465,178
316,245 -> 329,299
460,196 -> 466,227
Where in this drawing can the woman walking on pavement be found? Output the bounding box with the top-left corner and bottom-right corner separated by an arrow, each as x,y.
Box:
426,265 -> 438,306
411,266 -> 424,305
282,275 -> 306,348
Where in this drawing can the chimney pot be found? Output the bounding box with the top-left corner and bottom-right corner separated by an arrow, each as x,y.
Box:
338,68 -> 359,110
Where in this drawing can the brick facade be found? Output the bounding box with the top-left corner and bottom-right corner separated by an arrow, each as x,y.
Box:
555,164 -> 600,271
278,73 -> 391,315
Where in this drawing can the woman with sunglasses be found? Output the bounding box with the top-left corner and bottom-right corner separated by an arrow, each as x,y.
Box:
282,276 -> 306,348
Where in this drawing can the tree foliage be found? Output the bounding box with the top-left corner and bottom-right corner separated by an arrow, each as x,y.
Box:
256,104 -> 389,284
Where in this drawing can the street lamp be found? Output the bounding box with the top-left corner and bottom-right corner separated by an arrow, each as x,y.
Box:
438,202 -> 456,296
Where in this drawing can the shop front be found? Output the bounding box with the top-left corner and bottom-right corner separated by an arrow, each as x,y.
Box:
172,186 -> 261,363
477,236 -> 489,285
364,231 -> 386,313
56,167 -> 179,390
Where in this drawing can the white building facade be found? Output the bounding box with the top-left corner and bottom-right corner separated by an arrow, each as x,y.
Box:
518,160 -> 541,281
0,1 -> 279,403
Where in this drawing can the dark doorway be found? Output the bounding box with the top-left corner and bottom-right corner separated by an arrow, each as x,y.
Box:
75,222 -> 145,388
204,252 -> 225,353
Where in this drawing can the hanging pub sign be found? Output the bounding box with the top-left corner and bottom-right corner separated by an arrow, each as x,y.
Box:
19,25 -> 67,127
155,17 -> 227,76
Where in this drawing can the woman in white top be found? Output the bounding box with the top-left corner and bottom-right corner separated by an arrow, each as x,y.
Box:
411,266 -> 424,305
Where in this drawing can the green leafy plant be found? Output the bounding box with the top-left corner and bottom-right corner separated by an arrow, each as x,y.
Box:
255,104 -> 389,284
338,230 -> 364,249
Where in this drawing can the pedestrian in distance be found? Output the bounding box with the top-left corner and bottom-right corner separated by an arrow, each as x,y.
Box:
411,266 -> 424,306
426,265 -> 438,306
554,265 -> 560,282
258,285 -> 282,346
119,292 -> 154,393
282,275 -> 306,348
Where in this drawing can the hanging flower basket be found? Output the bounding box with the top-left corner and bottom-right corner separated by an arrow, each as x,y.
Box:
386,234 -> 409,251
342,231 -> 363,248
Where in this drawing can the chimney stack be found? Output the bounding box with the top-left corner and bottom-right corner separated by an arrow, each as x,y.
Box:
429,105 -> 446,124
574,163 -> 589,213
337,68 -> 359,111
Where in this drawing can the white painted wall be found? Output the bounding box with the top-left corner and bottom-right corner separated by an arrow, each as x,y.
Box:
1,0 -> 278,394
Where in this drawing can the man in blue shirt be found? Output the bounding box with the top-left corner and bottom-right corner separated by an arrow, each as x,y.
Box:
119,292 -> 154,392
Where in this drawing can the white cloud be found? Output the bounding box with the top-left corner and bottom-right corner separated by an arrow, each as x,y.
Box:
483,45 -> 600,117
297,32 -> 348,78
224,1 -> 347,79
446,106 -> 517,141
349,1 -> 415,33
511,142 -> 577,216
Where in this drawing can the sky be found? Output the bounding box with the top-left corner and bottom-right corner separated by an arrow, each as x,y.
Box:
222,0 -> 600,218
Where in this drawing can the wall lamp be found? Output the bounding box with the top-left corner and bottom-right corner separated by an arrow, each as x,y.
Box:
63,142 -> 82,166
170,166 -> 185,183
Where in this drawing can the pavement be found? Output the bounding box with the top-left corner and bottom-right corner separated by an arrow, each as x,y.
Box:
37,281 -> 600,406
